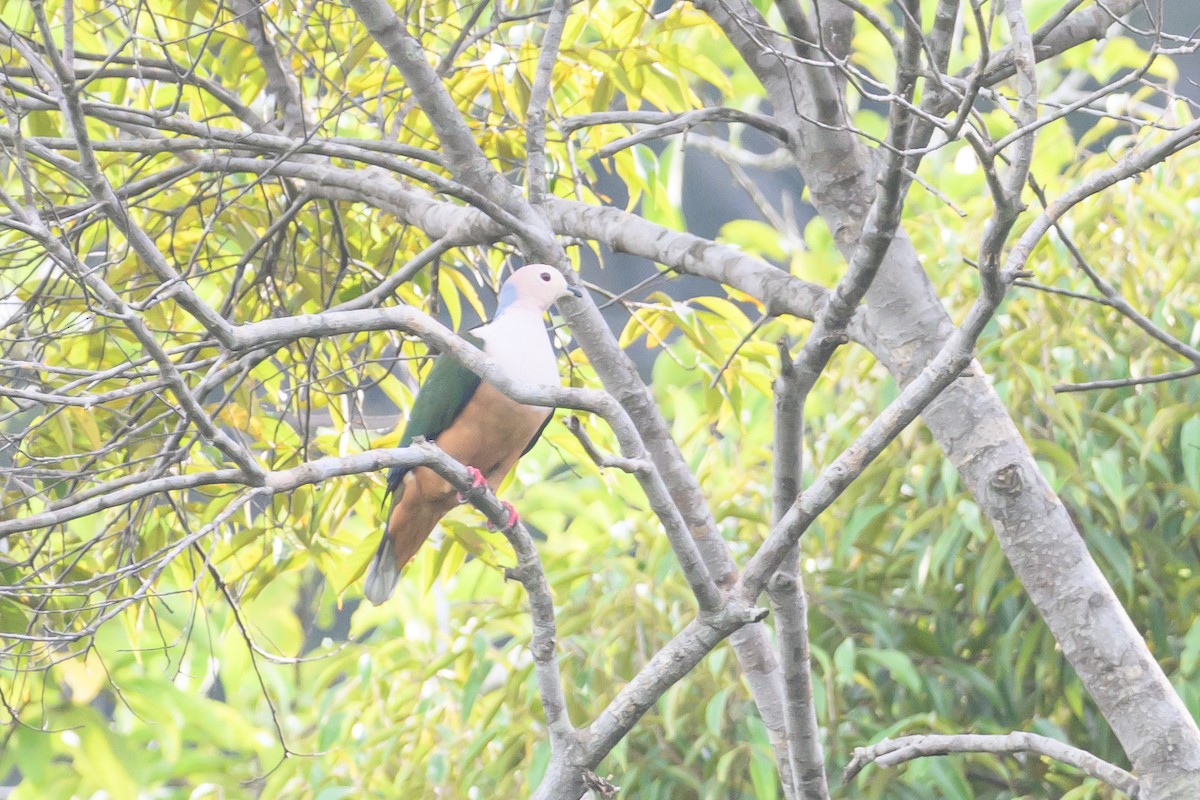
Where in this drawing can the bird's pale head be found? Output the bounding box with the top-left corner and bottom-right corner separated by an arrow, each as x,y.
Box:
497,264 -> 583,314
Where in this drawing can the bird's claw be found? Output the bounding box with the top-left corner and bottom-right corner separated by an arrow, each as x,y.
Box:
487,501 -> 519,531
456,466 -> 488,503
454,469 -> 517,529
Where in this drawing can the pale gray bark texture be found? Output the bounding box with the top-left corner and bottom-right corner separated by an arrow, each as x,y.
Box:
346,1 -> 804,794
694,0 -> 1200,796
5,1 -> 1200,798
845,732 -> 1142,797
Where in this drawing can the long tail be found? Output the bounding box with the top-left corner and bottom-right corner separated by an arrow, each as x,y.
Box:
363,483 -> 451,605
363,533 -> 400,605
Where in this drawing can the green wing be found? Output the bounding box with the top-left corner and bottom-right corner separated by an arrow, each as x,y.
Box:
387,331 -> 484,495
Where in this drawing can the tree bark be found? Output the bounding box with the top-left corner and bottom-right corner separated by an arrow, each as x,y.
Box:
862,251 -> 1200,798
695,1 -> 1200,794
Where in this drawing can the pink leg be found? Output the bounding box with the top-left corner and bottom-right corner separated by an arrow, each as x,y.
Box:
456,466 -> 488,503
486,501 -> 520,531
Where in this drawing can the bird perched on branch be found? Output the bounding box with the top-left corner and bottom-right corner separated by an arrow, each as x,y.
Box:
363,264 -> 581,604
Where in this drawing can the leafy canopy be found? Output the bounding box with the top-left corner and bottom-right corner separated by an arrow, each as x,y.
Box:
0,1 -> 1197,799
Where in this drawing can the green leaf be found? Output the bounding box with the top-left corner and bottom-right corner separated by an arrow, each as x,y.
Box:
705,685 -> 731,735
717,219 -> 789,262
315,788 -> 356,800
1181,618 -> 1200,676
1091,449 -> 1127,515
1182,416 -> 1200,491
745,715 -> 779,800
834,638 -> 857,685
862,648 -> 924,694
929,756 -> 974,800
461,656 -> 492,720
528,740 -> 551,791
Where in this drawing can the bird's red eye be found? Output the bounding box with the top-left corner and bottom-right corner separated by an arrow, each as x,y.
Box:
540,272 -> 552,282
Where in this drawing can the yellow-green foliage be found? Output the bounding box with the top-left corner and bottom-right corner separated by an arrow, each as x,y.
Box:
0,2 -> 1197,799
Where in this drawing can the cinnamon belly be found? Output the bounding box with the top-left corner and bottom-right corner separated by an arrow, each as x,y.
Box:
435,382 -> 550,484
385,384 -> 550,569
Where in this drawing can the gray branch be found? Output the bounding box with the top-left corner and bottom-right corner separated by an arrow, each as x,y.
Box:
229,0 -> 311,136
843,732 -> 1140,798
344,6 -> 805,792
525,0 -> 571,204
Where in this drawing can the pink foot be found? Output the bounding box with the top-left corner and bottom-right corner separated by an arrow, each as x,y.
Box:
487,501 -> 520,531
456,466 -> 487,503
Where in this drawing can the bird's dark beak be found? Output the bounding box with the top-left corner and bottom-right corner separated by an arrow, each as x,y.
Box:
566,286 -> 583,299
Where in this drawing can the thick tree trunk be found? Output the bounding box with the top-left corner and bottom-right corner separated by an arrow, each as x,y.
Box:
860,235 -> 1200,798
695,1 -> 1200,793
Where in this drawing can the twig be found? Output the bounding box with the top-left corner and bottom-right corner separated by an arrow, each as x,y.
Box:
525,0 -> 571,204
229,0 -> 311,136
843,732 -> 1140,798
768,339 -> 830,800
1054,366 -> 1200,393
1027,179 -> 1200,365
709,314 -> 769,389
595,108 -> 791,158
564,415 -> 652,474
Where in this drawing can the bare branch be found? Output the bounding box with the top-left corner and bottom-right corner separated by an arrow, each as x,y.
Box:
593,108 -> 791,157
6,13 -> 237,347
544,602 -> 770,800
525,0 -> 571,204
1054,366 -> 1200,393
545,198 -> 828,320
501,518 -> 576,749
1027,179 -> 1200,366
563,415 -> 652,474
229,0 -> 312,136
843,732 -> 1140,798
8,206 -> 262,482
926,0 -> 1144,114
347,0 -> 558,258
742,282 -> 1012,597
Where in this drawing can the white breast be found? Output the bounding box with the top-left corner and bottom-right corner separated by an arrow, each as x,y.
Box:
473,309 -> 561,387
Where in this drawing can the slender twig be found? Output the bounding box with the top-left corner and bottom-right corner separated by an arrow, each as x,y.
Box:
595,108 -> 791,157
525,0 -> 571,204
564,415 -> 652,474
1027,179 -> 1200,365
843,732 -> 1140,798
1054,366 -> 1200,393
229,0 -> 311,136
